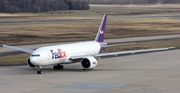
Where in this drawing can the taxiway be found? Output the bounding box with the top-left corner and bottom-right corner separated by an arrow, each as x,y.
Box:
0,49 -> 179,93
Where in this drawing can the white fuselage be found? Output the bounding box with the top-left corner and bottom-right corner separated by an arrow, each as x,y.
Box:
30,41 -> 101,66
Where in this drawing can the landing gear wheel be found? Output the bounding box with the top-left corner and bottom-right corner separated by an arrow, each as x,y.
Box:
60,65 -> 64,69
36,66 -> 42,74
53,64 -> 64,69
37,69 -> 42,74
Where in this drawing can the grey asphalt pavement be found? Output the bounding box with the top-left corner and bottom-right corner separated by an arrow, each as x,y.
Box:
0,49 -> 179,93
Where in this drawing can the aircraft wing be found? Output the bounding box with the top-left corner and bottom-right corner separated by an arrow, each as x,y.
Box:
70,47 -> 175,60
3,44 -> 34,54
94,47 -> 174,57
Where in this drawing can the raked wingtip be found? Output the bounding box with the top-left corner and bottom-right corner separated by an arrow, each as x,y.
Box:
168,47 -> 176,49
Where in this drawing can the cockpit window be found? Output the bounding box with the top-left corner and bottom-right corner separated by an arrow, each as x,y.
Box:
31,54 -> 40,57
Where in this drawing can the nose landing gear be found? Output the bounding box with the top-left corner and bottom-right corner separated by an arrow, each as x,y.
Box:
36,66 -> 42,74
37,69 -> 42,74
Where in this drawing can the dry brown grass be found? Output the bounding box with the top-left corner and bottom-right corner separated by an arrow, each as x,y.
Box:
1,19 -> 180,45
0,53 -> 29,65
104,39 -> 180,52
106,19 -> 180,37
91,4 -> 180,8
90,4 -> 180,16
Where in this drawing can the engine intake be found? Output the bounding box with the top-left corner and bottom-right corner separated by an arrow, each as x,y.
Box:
81,56 -> 97,69
27,58 -> 35,68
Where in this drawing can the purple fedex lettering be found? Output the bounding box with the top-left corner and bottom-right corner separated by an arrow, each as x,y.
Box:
50,50 -> 60,59
50,49 -> 66,59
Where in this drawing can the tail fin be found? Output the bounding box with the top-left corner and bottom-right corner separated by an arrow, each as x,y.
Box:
95,14 -> 107,42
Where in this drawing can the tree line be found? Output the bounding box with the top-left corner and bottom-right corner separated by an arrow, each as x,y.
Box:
0,0 -> 90,13
85,0 -> 180,4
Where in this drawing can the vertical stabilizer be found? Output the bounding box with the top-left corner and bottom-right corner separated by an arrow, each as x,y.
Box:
95,14 -> 107,42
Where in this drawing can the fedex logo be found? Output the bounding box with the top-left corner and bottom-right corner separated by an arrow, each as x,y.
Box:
50,49 -> 66,59
100,30 -> 104,34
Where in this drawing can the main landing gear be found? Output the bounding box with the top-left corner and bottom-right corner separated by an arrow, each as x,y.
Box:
53,64 -> 64,69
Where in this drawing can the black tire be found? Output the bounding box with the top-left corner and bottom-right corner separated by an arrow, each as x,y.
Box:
60,65 -> 64,69
53,65 -> 63,69
53,66 -> 57,69
37,70 -> 42,74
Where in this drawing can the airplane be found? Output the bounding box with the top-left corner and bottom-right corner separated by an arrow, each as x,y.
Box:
3,14 -> 174,74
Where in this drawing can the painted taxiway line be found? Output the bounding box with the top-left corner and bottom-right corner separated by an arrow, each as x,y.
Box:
39,74 -> 69,85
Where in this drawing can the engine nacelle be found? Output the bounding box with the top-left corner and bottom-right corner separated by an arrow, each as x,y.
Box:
27,58 -> 35,68
81,56 -> 98,69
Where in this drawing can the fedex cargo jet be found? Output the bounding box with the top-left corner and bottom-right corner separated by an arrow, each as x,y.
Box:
3,14 -> 174,74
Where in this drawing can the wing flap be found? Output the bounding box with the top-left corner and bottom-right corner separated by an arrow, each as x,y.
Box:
3,44 -> 34,54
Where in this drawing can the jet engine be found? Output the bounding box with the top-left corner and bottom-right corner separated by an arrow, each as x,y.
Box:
27,58 -> 35,68
81,56 -> 97,69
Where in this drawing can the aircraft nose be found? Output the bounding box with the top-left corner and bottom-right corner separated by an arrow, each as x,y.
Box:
30,57 -> 40,65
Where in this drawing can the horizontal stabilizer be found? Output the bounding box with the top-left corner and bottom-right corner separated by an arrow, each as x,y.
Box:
105,42 -> 135,47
